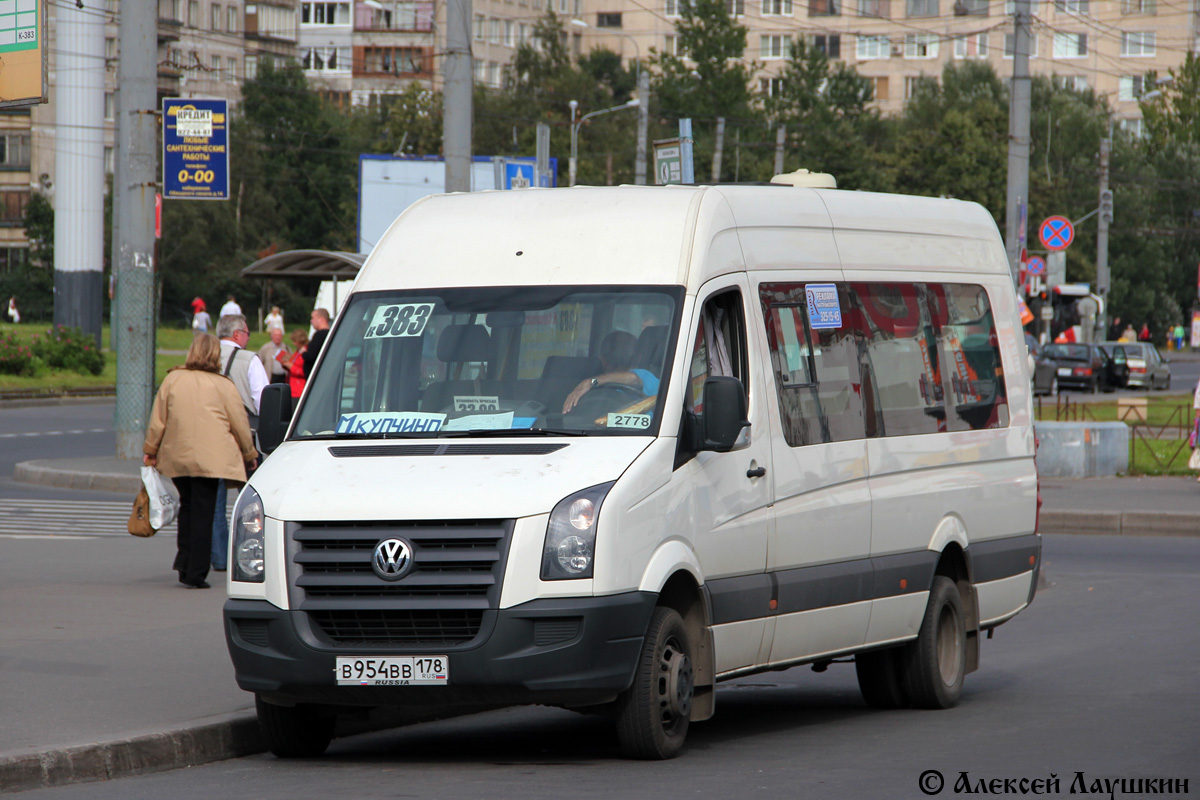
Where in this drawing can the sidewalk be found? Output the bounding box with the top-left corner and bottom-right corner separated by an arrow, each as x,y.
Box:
2,459 -> 1198,794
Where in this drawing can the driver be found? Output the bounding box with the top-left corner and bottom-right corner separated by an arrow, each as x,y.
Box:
563,330 -> 661,413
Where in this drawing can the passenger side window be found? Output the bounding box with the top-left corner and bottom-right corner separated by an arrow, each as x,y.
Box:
686,290 -> 748,414
759,283 -> 867,446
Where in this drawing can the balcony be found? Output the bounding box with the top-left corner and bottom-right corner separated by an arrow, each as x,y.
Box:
157,17 -> 182,42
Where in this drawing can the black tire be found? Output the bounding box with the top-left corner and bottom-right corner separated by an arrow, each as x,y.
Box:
902,576 -> 967,710
855,647 -> 910,709
256,696 -> 336,758
615,607 -> 693,759
1088,377 -> 1099,394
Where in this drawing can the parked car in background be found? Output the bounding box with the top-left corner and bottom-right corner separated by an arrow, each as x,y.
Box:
1028,336 -> 1061,396
1042,343 -> 1128,393
1100,342 -> 1171,390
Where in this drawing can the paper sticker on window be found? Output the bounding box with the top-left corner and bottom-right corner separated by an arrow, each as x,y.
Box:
453,395 -> 500,412
805,284 -> 842,330
607,413 -> 652,430
442,412 -> 515,431
364,303 -> 435,339
336,412 -> 445,434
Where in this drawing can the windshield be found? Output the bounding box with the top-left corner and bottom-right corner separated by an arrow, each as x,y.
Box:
291,286 -> 682,439
1045,344 -> 1089,360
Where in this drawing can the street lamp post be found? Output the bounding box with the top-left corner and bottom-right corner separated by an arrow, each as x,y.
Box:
568,98 -> 639,187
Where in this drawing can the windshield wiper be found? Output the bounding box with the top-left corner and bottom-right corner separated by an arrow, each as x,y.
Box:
297,431 -> 441,441
438,427 -> 588,438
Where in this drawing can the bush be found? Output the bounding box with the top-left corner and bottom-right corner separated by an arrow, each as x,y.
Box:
0,332 -> 36,376
30,325 -> 105,375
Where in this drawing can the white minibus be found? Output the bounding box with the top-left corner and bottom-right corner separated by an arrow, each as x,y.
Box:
225,180 -> 1041,760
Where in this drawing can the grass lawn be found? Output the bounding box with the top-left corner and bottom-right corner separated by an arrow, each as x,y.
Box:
1128,437 -> 1196,476
0,323 -> 232,390
1033,394 -> 1196,429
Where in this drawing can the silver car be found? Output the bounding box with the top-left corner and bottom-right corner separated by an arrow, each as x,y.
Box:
1101,342 -> 1172,390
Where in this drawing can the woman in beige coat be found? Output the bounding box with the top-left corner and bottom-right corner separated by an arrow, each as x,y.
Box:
144,334 -> 258,588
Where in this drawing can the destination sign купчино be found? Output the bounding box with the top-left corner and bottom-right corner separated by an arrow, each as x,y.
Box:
162,98 -> 230,201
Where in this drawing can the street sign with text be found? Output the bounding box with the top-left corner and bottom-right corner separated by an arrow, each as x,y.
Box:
162,98 -> 229,201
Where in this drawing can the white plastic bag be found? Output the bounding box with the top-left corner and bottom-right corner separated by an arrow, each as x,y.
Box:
141,466 -> 180,530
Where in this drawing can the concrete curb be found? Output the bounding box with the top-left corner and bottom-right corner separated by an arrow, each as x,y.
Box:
0,712 -> 263,794
1039,510 -> 1200,537
13,460 -> 142,495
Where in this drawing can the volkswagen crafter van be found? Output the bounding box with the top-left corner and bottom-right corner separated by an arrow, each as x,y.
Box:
225,180 -> 1041,760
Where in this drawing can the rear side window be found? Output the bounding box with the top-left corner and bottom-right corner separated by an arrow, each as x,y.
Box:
759,281 -> 1009,446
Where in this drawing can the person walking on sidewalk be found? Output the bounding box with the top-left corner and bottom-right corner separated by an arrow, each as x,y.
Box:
143,334 -> 257,589
213,314 -> 269,571
1191,375 -> 1200,482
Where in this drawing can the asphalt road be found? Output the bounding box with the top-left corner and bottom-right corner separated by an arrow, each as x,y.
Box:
14,534 -> 1199,800
0,402 -> 123,502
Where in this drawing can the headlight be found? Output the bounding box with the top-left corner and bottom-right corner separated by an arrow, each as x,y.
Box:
541,482 -> 614,581
232,485 -> 265,583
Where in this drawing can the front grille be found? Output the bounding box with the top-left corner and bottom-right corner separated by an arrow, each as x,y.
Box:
289,519 -> 512,647
308,609 -> 484,646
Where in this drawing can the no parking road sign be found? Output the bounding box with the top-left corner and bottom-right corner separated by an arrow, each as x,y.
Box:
1039,216 -> 1074,251
1027,255 -> 1046,276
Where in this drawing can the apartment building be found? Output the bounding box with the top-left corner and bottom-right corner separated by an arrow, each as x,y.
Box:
578,0 -> 1197,126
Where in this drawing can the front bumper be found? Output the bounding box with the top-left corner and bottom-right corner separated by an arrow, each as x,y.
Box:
225,592 -> 657,710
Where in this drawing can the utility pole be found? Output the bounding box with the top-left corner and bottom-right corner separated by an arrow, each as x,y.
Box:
443,0 -> 473,192
635,70 -> 649,185
1096,136 -> 1113,334
54,0 -> 106,344
712,117 -> 725,183
774,125 -> 786,175
112,0 -> 158,459
1005,0 -> 1032,289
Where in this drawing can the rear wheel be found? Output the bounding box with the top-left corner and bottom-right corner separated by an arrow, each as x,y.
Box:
902,576 -> 967,709
855,647 -> 910,709
616,607 -> 693,759
256,696 -> 336,758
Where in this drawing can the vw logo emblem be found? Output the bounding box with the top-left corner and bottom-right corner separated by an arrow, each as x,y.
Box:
372,538 -> 414,581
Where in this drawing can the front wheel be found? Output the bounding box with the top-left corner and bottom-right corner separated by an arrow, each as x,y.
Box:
615,607 -> 694,759
902,576 -> 967,709
256,696 -> 336,758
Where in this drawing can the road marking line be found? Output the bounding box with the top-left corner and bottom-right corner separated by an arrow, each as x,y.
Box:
0,428 -> 108,439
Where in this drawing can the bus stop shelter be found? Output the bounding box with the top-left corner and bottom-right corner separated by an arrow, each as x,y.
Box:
240,249 -> 366,317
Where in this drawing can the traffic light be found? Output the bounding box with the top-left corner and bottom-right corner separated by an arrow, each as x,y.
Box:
1099,189 -> 1114,224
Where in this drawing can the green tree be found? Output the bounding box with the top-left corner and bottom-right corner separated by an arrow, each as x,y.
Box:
888,62 -> 1008,213
766,38 -> 890,190
1139,52 -> 1200,154
648,0 -> 757,122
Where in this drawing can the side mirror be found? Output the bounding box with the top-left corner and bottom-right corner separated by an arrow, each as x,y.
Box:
258,384 -> 293,455
700,376 -> 750,452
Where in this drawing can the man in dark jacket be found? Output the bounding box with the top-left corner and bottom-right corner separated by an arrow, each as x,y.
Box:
303,307 -> 331,379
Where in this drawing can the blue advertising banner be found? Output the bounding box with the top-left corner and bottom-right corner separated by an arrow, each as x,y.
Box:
162,98 -> 229,200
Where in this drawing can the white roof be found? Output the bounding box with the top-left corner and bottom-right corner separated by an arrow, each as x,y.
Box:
354,185 -> 1009,296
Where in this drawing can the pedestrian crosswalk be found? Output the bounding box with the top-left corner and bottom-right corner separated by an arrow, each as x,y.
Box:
0,499 -> 142,538
0,498 -> 241,539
